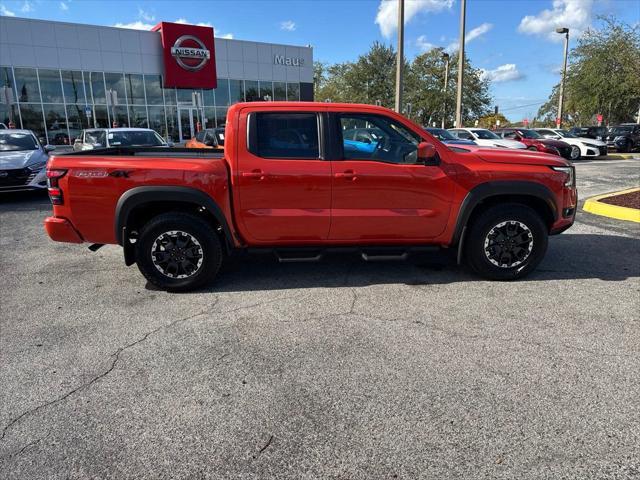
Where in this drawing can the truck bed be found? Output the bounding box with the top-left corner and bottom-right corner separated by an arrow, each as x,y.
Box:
57,147 -> 225,159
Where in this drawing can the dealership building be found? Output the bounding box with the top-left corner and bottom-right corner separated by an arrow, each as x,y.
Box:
0,16 -> 314,144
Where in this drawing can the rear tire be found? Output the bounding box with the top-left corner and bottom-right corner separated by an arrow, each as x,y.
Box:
465,204 -> 548,281
135,212 -> 223,292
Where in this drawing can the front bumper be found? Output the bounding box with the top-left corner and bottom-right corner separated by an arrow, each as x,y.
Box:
44,217 -> 84,243
550,187 -> 577,235
0,167 -> 47,193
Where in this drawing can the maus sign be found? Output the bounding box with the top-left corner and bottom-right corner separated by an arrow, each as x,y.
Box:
153,22 -> 217,89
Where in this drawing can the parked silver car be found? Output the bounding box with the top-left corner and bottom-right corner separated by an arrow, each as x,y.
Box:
0,129 -> 54,193
72,128 -> 171,151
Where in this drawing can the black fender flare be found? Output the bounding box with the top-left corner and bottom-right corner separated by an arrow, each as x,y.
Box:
114,185 -> 234,252
453,181 -> 558,263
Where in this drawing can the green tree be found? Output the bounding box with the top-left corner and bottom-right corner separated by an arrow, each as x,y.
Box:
537,17 -> 640,125
314,43 -> 492,127
477,113 -> 510,129
406,48 -> 491,127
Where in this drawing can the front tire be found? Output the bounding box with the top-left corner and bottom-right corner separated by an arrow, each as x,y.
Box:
465,204 -> 548,281
570,145 -> 581,160
135,213 -> 223,291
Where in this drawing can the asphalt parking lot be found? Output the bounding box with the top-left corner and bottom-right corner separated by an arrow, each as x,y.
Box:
1,157 -> 639,479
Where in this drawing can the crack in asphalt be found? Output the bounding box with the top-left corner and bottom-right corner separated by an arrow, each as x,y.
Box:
1,293 -> 308,446
0,301 -> 219,443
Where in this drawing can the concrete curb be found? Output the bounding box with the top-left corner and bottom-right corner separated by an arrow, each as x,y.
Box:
583,187 -> 640,223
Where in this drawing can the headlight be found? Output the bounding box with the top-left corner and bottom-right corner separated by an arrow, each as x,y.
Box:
27,161 -> 47,172
582,142 -> 597,148
551,166 -> 575,187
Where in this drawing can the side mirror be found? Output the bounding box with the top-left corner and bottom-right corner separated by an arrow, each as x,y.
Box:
417,141 -> 439,165
167,141 -> 174,147
44,144 -> 56,153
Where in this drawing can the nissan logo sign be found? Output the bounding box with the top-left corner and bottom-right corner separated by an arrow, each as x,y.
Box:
170,35 -> 211,72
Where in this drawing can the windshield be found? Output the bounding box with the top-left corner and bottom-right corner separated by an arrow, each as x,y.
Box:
426,128 -> 456,141
108,131 -> 165,147
0,132 -> 38,151
519,130 -> 542,139
609,126 -> 633,135
472,129 -> 500,140
558,130 -> 578,138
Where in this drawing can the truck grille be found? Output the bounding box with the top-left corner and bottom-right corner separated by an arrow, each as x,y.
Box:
0,168 -> 33,187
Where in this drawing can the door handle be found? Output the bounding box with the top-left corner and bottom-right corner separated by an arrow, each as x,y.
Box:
242,169 -> 265,180
335,169 -> 356,180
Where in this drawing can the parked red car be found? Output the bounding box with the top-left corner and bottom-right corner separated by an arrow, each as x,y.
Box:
44,102 -> 577,291
495,128 -> 574,160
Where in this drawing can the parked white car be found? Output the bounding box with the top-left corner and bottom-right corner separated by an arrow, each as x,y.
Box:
72,128 -> 171,151
534,128 -> 607,159
448,128 -> 527,149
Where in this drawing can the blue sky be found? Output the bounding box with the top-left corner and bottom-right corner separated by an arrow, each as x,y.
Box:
1,0 -> 638,120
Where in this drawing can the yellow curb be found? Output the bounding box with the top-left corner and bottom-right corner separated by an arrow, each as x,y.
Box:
583,187 -> 640,223
605,153 -> 640,160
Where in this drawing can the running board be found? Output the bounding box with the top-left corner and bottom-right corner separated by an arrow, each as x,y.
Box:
361,252 -> 409,262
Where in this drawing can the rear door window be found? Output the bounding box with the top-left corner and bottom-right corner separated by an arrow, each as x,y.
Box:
251,112 -> 319,159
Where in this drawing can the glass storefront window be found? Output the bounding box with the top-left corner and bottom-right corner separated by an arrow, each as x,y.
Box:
287,83 -> 300,101
126,74 -> 145,105
104,72 -> 126,105
216,107 -> 228,127
214,79 -> 230,106
89,72 -> 106,104
204,107 -> 215,129
202,89 -> 215,107
128,106 -> 148,128
65,104 -> 89,143
0,67 -> 18,125
43,104 -> 68,145
14,68 -> 41,103
148,106 -> 167,138
229,80 -> 244,103
144,75 -> 163,105
274,82 -> 286,101
163,86 -> 176,105
93,105 -> 109,128
38,69 -> 64,103
245,80 -> 259,102
111,106 -> 129,127
259,81 -> 273,101
61,71 -> 85,104
19,103 -> 45,141
165,106 -> 179,142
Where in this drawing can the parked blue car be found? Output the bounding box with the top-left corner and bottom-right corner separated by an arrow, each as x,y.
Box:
425,127 -> 477,145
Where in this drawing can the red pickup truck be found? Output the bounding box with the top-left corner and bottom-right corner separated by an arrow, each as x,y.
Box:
44,102 -> 577,291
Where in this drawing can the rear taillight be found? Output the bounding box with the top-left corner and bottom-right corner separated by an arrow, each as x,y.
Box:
47,169 -> 67,205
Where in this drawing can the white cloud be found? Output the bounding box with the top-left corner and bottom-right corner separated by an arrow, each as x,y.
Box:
280,20 -> 296,31
480,64 -> 524,83
175,18 -> 212,27
446,22 -> 493,52
21,1 -> 34,12
415,35 -> 436,52
113,21 -> 154,30
375,0 -> 454,37
60,1 -> 68,11
138,7 -> 154,22
113,18 -> 232,38
518,0 -> 594,41
0,4 -> 16,16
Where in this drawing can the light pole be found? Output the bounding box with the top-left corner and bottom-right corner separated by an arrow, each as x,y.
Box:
556,27 -> 569,128
455,0 -> 466,128
395,0 -> 404,113
441,52 -> 450,129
